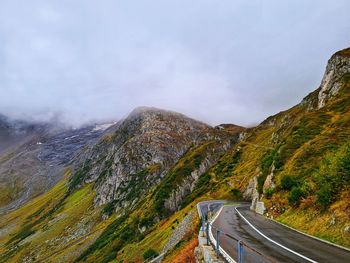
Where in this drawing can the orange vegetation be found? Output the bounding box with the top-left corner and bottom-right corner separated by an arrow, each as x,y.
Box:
165,237 -> 198,263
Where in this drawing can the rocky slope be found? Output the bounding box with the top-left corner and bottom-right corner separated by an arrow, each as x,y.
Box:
0,106 -> 242,263
70,107 -> 239,216
0,118 -> 112,213
0,114 -> 45,154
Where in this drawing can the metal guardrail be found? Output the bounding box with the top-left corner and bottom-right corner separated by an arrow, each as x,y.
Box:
145,253 -> 165,263
198,202 -> 277,263
208,223 -> 277,263
208,206 -> 236,263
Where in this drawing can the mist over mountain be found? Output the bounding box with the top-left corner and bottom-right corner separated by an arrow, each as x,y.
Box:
1,1 -> 349,127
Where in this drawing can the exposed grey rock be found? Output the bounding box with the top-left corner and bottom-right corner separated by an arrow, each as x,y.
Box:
255,201 -> 266,215
317,52 -> 350,109
344,225 -> 350,233
164,141 -> 232,214
195,245 -> 224,263
301,49 -> 350,110
71,107 -> 237,214
0,121 -> 107,213
329,214 -> 336,226
244,174 -> 260,211
238,131 -> 247,142
263,164 -> 276,192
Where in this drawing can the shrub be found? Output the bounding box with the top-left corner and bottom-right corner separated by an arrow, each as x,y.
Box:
139,216 -> 154,229
143,248 -> 159,260
264,188 -> 275,199
231,188 -> 243,200
7,226 -> 35,245
69,159 -> 92,191
339,145 -> 350,186
315,144 -> 350,208
317,185 -> 333,208
103,201 -> 117,217
101,251 -> 117,263
193,154 -> 202,168
288,187 -> 305,206
261,152 -> 274,176
281,175 -> 299,190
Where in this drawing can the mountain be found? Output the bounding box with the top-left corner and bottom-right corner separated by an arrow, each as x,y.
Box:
209,47 -> 350,247
69,107 -> 240,214
0,118 -> 113,213
0,48 -> 349,263
0,107 -> 242,262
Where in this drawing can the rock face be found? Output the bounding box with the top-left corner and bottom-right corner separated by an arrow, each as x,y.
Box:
164,140 -> 232,213
244,173 -> 259,199
73,107 -> 236,212
164,161 -> 210,213
302,48 -> 350,110
263,164 -> 275,191
317,49 -> 350,109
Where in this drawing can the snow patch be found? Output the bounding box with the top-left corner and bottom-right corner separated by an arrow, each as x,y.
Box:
92,123 -> 116,131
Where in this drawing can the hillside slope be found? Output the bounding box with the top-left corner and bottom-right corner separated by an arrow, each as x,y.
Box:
201,47 -> 350,247
0,107 -> 242,263
0,48 -> 349,263
0,120 -> 110,213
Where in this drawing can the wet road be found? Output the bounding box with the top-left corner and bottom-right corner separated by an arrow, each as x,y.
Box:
200,203 -> 350,263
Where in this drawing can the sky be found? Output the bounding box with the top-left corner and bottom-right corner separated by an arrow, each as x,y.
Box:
0,0 -> 349,127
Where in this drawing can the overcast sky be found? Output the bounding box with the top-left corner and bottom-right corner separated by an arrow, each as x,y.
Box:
0,0 -> 349,127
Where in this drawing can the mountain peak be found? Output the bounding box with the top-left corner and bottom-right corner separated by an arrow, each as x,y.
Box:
301,47 -> 350,110
128,106 -> 188,119
332,47 -> 350,58
125,106 -> 210,129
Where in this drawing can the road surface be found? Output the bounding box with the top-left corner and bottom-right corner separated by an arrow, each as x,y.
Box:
199,202 -> 350,263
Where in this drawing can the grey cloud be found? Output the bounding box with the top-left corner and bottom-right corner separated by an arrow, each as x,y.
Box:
0,0 -> 349,127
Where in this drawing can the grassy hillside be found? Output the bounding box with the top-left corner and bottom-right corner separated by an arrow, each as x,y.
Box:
200,52 -> 350,247
0,170 -> 117,263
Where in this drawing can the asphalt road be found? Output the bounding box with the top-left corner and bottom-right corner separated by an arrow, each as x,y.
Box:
202,203 -> 350,263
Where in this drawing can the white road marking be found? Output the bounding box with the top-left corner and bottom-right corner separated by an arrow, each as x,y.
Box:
234,206 -> 318,263
209,206 -> 237,263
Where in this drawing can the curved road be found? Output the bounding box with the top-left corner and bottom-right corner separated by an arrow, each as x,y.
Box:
199,202 -> 350,263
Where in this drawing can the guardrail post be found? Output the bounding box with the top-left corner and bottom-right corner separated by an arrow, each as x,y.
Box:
216,229 -> 220,257
237,240 -> 244,263
206,223 -> 209,245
